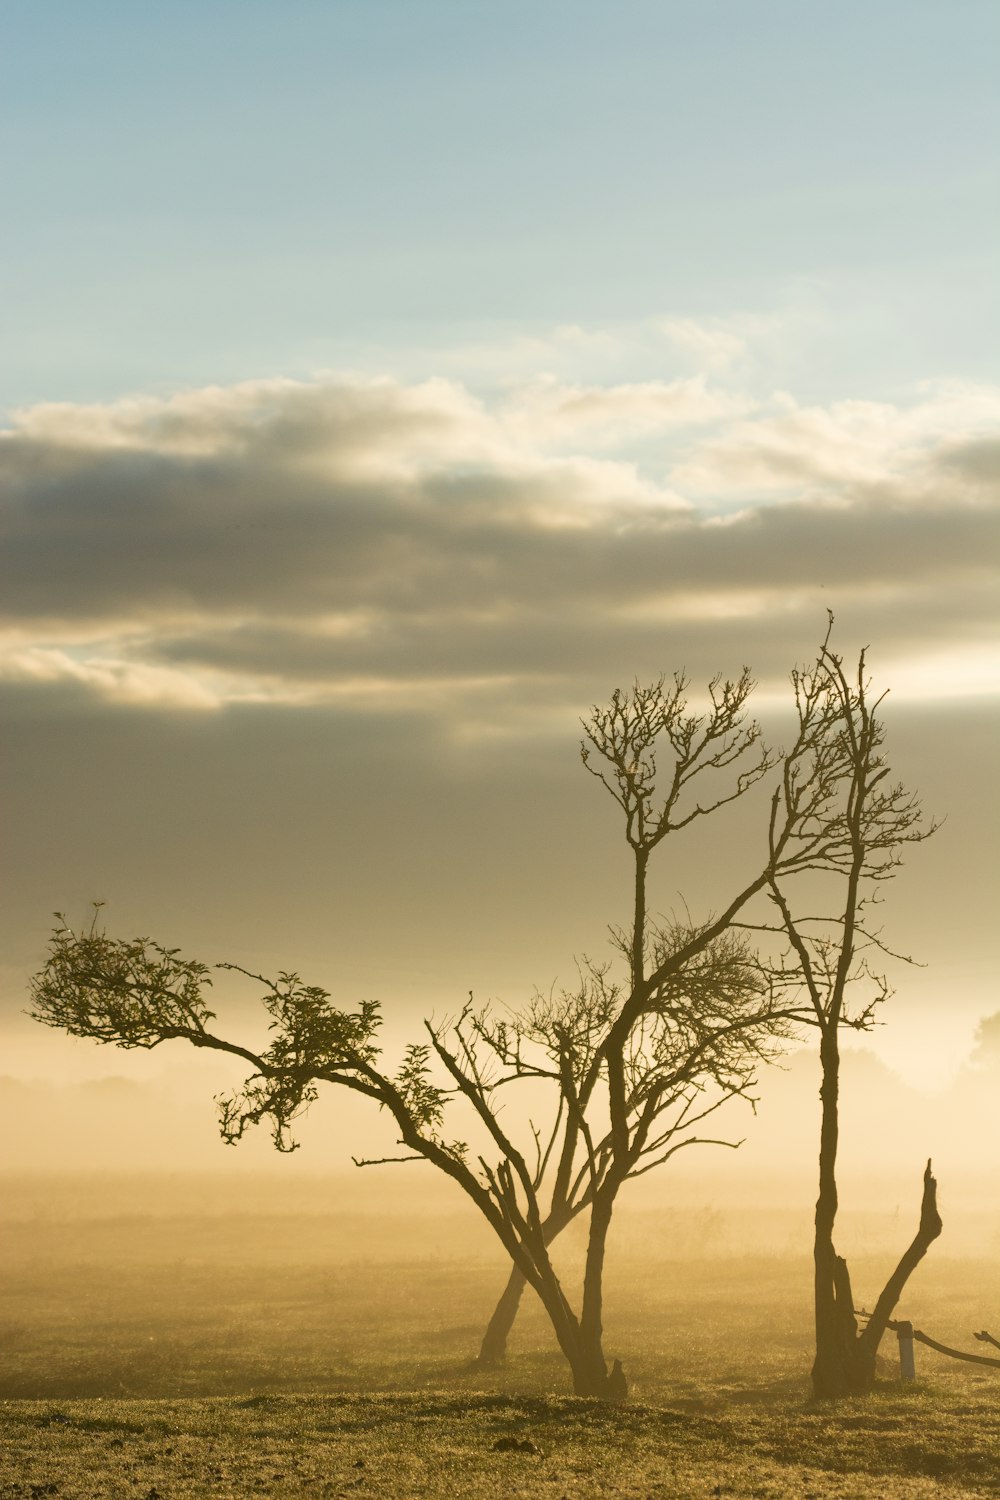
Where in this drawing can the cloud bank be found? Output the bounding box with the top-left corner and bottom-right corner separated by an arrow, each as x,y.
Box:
2,371 -> 997,725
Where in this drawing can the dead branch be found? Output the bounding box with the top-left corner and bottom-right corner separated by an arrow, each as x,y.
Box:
858,1161 -> 943,1354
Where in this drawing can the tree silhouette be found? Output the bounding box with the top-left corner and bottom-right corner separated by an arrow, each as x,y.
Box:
746,622 -> 939,1396
30,907 -> 782,1397
29,623 -> 936,1399
473,668 -> 783,1363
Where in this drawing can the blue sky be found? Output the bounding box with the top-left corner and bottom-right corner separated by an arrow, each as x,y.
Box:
4,0 -> 997,408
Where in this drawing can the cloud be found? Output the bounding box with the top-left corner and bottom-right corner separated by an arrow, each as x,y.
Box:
5,376 -> 500,476
1,373 -> 997,718
657,317 -> 749,370
0,646 -> 222,710
499,374 -> 751,448
672,382 -> 1000,501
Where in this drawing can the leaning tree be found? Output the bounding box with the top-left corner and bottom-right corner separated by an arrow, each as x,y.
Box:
30,908 -> 783,1398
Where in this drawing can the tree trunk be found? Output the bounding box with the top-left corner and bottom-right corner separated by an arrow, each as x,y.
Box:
812,1026 -> 942,1397
813,1249 -> 866,1396
569,1333 -> 613,1397
474,1206 -> 579,1365
573,1186 -> 616,1398
631,846 -> 648,992
812,1031 -> 853,1397
474,1263 -> 527,1366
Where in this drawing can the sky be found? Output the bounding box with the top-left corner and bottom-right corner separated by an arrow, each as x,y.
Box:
1,1 -> 998,1174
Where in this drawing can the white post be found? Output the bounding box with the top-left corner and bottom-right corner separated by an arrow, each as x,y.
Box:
897,1320 -> 916,1382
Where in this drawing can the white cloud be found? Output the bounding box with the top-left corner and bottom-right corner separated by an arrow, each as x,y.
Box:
499,374 -> 751,449
3,373 -> 698,496
875,642 -> 1000,702
6,376 -> 497,473
0,647 -> 222,711
657,317 -> 749,370
6,380 -> 300,456
672,382 -> 1000,501
1,372 -> 997,719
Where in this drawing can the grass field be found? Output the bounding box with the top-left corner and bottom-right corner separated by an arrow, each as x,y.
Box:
2,1175 -> 999,1498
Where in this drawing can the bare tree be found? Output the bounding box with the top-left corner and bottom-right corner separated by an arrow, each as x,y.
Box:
468,927 -> 782,1367
752,623 -> 939,1396
30,910 -> 781,1398
472,669 -> 782,1363
559,627 -> 939,1396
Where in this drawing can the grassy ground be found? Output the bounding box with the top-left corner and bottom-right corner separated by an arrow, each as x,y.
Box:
5,1385 -> 1000,1500
2,1179 -> 1000,1497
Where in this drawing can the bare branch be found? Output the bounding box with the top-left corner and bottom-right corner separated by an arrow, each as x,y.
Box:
351,1154 -> 428,1167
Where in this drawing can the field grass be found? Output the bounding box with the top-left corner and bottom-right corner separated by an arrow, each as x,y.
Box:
6,1386 -> 1000,1500
3,1176 -> 1000,1497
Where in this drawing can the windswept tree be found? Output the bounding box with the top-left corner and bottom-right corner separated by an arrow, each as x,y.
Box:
752,624 -> 939,1397
29,626 -> 935,1399
31,910 -> 782,1398
31,666 -> 793,1399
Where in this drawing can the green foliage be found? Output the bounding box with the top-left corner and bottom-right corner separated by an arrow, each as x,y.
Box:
217,1071 -> 321,1153
250,970 -> 383,1072
393,1045 -> 446,1134
213,973 -> 384,1153
30,912 -> 389,1154
30,906 -> 215,1048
